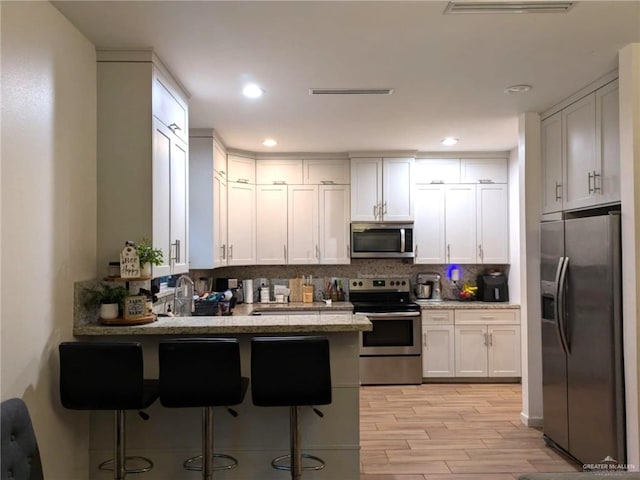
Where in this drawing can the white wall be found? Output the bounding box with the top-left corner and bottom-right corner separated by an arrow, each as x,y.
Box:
619,43 -> 640,469
1,2 -> 97,478
518,112 -> 543,426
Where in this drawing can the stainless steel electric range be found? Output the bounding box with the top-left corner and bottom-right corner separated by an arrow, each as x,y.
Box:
350,278 -> 422,385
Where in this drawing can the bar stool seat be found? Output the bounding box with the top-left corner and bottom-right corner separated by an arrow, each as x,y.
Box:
159,338 -> 248,480
59,341 -> 158,480
251,336 -> 332,479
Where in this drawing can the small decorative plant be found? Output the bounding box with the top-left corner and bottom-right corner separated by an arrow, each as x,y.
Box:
136,238 -> 164,267
82,284 -> 128,310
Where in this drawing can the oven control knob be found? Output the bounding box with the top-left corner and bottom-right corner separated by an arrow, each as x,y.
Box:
352,281 -> 357,287
390,281 -> 394,286
358,281 -> 363,287
401,281 -> 406,286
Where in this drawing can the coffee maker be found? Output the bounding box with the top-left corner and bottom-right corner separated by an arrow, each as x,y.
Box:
416,273 -> 442,301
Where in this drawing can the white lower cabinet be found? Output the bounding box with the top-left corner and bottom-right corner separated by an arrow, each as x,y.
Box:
422,325 -> 455,377
422,308 -> 521,379
454,308 -> 521,378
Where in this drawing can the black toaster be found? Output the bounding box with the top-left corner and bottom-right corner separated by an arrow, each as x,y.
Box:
477,272 -> 509,302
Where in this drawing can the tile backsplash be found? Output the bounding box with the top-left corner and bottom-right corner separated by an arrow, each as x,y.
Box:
190,259 -> 509,302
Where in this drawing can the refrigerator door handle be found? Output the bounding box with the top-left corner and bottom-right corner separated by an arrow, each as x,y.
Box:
552,257 -> 566,353
557,256 -> 570,354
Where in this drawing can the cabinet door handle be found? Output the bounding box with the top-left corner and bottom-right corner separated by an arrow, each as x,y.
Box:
229,245 -> 233,260
555,181 -> 562,201
284,244 -> 287,262
383,202 -> 388,214
171,239 -> 181,263
588,171 -> 594,194
316,244 -> 321,260
347,244 -> 350,258
593,171 -> 601,193
478,244 -> 483,260
221,244 -> 226,260
373,203 -> 378,219
489,333 -> 493,347
219,170 -> 226,175
168,122 -> 181,132
447,244 -> 451,263
423,333 -> 427,348
415,244 -> 419,258
483,333 -> 488,347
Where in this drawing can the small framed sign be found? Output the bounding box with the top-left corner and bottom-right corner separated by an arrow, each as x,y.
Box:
120,243 -> 140,278
124,295 -> 146,320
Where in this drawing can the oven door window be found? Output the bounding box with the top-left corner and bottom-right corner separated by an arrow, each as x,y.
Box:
363,319 -> 415,347
352,229 -> 401,253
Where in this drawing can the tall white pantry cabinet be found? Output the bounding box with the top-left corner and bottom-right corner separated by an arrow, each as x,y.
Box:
96,50 -> 189,278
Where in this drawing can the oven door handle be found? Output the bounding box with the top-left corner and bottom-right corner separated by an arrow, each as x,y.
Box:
362,311 -> 421,318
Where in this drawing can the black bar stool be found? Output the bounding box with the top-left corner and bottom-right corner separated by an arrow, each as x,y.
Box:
158,338 -> 248,480
59,342 -> 158,480
251,336 -> 332,479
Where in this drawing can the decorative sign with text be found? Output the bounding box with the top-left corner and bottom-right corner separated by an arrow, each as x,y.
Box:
124,295 -> 146,320
120,243 -> 140,278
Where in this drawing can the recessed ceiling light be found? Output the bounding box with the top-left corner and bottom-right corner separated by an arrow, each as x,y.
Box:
441,137 -> 459,146
504,84 -> 533,94
262,139 -> 277,147
243,84 -> 264,98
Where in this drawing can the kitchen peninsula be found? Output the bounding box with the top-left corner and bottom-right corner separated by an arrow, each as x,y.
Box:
73,306 -> 371,480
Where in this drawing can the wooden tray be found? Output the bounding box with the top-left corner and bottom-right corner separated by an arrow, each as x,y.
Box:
100,314 -> 157,326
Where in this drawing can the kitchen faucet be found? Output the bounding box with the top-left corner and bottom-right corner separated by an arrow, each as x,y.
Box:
174,274 -> 194,316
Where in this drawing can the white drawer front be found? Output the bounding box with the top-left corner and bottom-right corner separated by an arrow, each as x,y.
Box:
421,309 -> 454,325
455,309 -> 519,325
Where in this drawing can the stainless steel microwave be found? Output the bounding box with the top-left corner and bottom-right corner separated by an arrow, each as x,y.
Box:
350,223 -> 414,258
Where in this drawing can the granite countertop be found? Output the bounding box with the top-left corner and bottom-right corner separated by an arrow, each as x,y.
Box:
233,301 -> 353,315
415,300 -> 520,309
74,311 -> 371,336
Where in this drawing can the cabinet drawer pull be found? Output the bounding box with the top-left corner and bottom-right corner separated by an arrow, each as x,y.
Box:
168,122 -> 181,131
431,315 -> 447,320
480,315 -> 496,320
430,180 -> 444,184
273,180 -> 286,185
478,179 -> 493,184
236,178 -> 249,184
320,180 -> 335,185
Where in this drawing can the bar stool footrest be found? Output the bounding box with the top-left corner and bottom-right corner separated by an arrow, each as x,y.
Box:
98,456 -> 154,474
271,453 -> 326,472
183,453 -> 238,472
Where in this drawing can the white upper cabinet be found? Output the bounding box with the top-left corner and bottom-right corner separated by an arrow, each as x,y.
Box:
227,154 -> 255,184
256,185 -> 288,264
188,134 -> 227,269
288,185 -> 319,264
414,184 -> 446,264
476,184 -> 509,264
351,157 -> 414,221
541,79 -> 620,214
460,158 -> 507,184
256,159 -> 303,184
227,182 -> 256,265
563,93 -> 597,210
96,52 -> 189,278
304,159 -> 350,185
414,158 -> 460,184
541,112 -> 564,214
350,158 -> 383,221
596,79 -> 620,205
153,70 -> 188,143
319,185 -> 351,264
445,185 -> 477,264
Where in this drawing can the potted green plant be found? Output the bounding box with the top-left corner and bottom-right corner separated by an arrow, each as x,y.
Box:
136,238 -> 163,277
83,284 -> 128,320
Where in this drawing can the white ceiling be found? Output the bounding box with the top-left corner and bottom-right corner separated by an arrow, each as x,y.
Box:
53,1 -> 640,154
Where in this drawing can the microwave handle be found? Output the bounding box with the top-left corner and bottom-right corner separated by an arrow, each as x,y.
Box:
400,228 -> 406,253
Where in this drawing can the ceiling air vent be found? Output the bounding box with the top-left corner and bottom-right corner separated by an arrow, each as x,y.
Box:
444,1 -> 575,14
309,88 -> 394,96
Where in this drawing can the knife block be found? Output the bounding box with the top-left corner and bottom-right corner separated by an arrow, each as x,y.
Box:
302,285 -> 314,303
289,278 -> 303,303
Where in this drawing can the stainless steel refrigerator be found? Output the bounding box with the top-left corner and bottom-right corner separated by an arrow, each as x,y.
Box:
540,211 -> 625,465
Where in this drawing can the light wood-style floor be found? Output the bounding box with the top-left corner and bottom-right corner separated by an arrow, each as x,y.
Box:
360,383 -> 580,480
